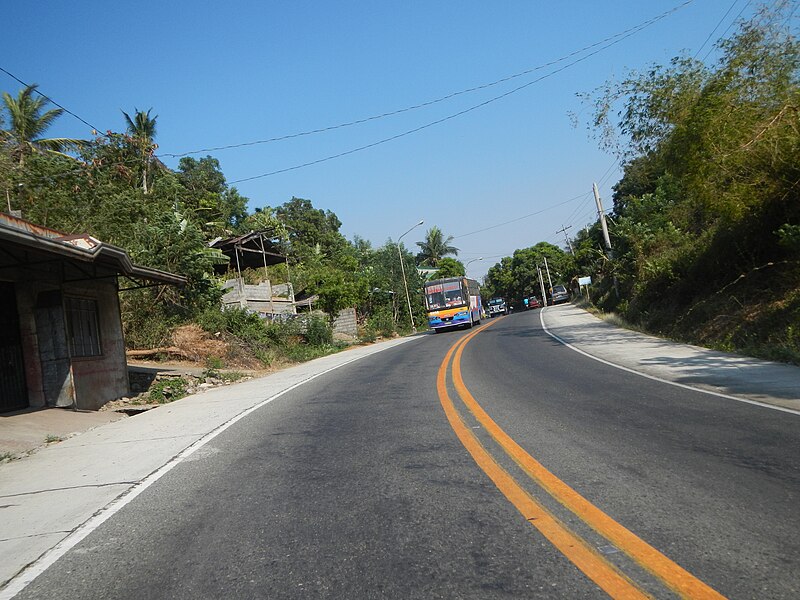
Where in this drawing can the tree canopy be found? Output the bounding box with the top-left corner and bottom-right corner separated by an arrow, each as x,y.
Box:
573,5 -> 800,361
483,242 -> 573,305
1,84 -> 84,165
415,226 -> 458,267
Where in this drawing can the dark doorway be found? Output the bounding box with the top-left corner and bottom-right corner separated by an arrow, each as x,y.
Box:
34,290 -> 74,407
0,282 -> 28,412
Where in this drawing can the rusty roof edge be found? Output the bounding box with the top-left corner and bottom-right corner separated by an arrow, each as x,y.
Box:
0,219 -> 186,286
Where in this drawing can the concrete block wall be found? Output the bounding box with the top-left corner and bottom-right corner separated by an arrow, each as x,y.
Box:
221,278 -> 296,316
333,308 -> 358,339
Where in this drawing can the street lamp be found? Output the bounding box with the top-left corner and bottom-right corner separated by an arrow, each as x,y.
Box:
397,219 -> 424,333
464,257 -> 483,273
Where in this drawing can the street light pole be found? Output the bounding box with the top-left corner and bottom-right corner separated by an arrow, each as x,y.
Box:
464,257 -> 483,274
397,219 -> 424,333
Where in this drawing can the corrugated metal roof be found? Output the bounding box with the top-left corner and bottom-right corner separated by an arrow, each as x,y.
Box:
0,212 -> 186,286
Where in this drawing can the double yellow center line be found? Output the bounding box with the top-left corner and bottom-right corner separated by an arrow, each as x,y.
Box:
436,319 -> 726,599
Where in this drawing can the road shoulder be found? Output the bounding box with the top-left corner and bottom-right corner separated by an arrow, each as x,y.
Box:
540,304 -> 800,413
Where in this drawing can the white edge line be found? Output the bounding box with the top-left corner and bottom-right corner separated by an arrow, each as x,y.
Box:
539,307 -> 800,417
0,335 -> 422,599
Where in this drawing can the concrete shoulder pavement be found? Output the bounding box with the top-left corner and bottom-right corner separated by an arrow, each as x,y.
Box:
540,303 -> 800,412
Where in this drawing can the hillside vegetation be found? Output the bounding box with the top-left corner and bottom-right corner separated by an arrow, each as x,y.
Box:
571,7 -> 799,363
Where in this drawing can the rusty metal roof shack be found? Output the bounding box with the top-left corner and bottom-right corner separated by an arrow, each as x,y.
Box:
209,230 -> 286,275
0,213 -> 186,290
0,213 -> 186,413
210,231 -> 295,318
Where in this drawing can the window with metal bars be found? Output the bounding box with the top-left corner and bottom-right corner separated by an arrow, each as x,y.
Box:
65,297 -> 102,357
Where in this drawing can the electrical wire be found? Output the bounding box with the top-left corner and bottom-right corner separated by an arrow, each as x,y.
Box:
227,6 -> 691,186
452,192 -> 589,240
0,66 -> 103,134
694,0 -> 742,59
700,0 -> 753,62
1,1 -> 694,187
164,0 -> 695,159
597,159 -> 620,188
454,155 -> 618,244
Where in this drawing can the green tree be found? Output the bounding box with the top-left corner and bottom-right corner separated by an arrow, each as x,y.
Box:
432,257 -> 465,278
122,108 -> 159,193
177,156 -> 248,236
276,197 -> 350,264
240,206 -> 289,239
577,5 -> 800,359
484,242 -> 573,303
353,240 -> 427,332
1,84 -> 84,166
415,226 -> 458,267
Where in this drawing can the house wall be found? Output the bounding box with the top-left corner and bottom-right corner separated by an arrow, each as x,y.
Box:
66,281 -> 129,410
14,280 -> 128,411
16,281 -> 61,409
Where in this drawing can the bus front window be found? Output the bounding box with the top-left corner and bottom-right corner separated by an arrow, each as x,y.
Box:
444,289 -> 464,307
426,292 -> 445,310
425,280 -> 467,310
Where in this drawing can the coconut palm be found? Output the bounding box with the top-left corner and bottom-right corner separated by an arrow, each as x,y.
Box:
121,108 -> 159,193
416,225 -> 459,267
1,84 -> 84,166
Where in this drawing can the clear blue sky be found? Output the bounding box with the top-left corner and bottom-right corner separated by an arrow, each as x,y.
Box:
3,1 -> 760,280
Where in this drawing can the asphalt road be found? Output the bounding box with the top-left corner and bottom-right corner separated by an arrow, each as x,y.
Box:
16,311 -> 800,599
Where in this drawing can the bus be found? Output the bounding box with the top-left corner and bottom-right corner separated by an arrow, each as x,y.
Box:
423,276 -> 482,332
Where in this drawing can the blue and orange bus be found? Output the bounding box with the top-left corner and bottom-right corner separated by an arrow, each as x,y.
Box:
424,276 -> 482,332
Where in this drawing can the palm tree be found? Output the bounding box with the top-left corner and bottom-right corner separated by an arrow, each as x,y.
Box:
416,225 -> 459,267
121,108 -> 159,193
1,84 -> 84,166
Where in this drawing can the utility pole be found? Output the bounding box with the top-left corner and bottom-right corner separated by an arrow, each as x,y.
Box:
537,264 -> 548,306
397,219 -> 424,333
593,182 -> 619,298
543,256 -> 554,298
592,182 -> 612,252
557,224 -> 574,255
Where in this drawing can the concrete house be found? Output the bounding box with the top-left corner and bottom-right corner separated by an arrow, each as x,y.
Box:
0,213 -> 185,413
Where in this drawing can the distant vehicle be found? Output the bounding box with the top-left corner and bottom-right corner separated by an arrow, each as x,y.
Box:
487,297 -> 508,317
527,296 -> 541,309
550,285 -> 570,305
424,277 -> 482,332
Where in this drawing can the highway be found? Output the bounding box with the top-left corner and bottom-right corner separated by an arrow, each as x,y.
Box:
15,310 -> 800,599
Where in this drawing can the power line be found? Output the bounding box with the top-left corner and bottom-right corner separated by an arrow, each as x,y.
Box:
164,0 -> 695,160
456,157 -> 620,244
227,5 -> 692,185
0,66 -> 103,134
694,0 -> 742,59
699,0 -> 753,62
452,192 -> 589,240
563,190 -> 596,225
597,158 -> 620,188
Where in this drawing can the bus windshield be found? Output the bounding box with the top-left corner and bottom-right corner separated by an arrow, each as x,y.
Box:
424,280 -> 466,310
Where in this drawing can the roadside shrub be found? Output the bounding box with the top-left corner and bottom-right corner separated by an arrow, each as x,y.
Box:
147,378 -> 189,403
306,314 -> 333,346
365,307 -> 395,338
122,290 -> 177,349
197,306 -> 349,366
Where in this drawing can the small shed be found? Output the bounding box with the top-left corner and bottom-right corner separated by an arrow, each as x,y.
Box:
0,213 -> 185,412
209,230 -> 287,274
210,230 -> 296,318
